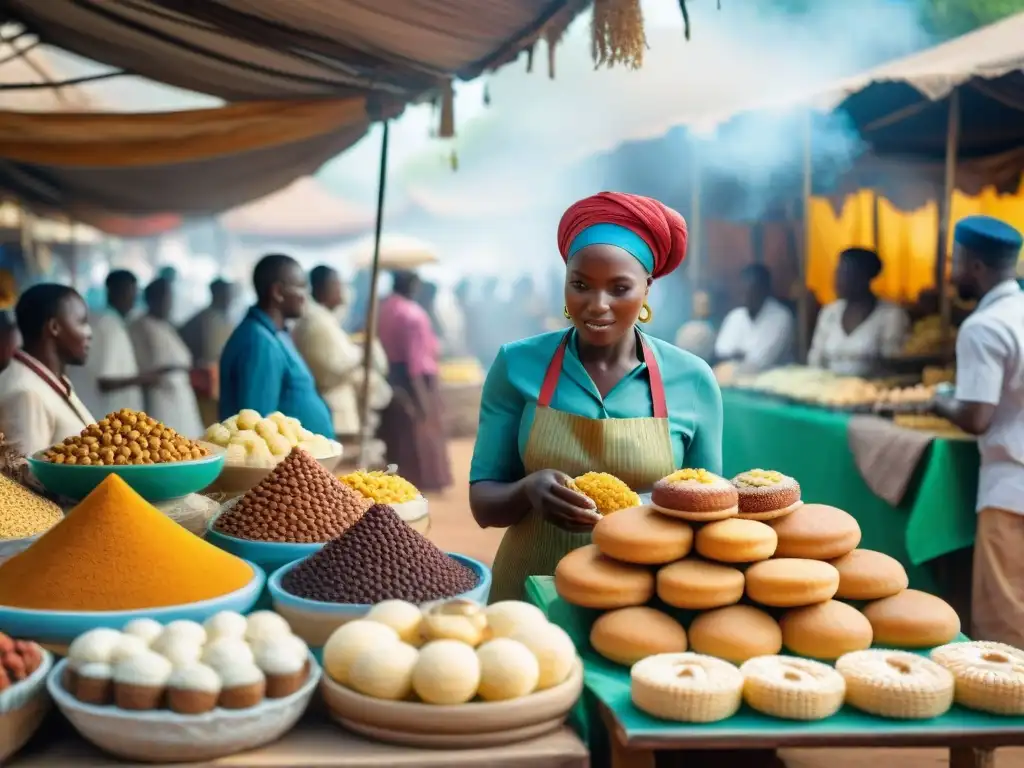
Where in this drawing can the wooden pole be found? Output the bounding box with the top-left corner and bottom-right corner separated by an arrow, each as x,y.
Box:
357,121 -> 390,468
798,111 -> 813,361
937,90 -> 960,351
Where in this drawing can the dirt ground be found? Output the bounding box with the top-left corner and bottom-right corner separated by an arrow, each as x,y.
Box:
425,438 -> 1024,768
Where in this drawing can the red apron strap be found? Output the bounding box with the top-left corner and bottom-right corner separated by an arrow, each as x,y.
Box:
640,335 -> 669,419
537,331 -> 669,419
537,333 -> 571,409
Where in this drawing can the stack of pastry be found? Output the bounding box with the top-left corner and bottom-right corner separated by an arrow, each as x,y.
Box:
553,466 -> 980,723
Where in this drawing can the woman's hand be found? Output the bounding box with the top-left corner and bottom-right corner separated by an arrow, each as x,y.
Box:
524,470 -> 601,533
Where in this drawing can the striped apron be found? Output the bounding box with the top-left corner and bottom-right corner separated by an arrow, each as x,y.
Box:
488,331 -> 678,603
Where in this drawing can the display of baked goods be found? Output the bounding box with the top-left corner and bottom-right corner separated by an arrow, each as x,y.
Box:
42,409 -> 209,465
212,447 -> 371,543
204,410 -> 336,466
631,652 -> 744,723
651,469 -> 739,521
338,469 -> 420,505
731,470 -> 802,521
62,613 -> 312,713
861,589 -> 961,648
739,656 -> 846,721
570,472 -> 640,515
836,649 -> 954,719
779,600 -> 873,661
931,641 -> 1024,715
0,631 -> 44,691
322,598 -> 578,703
828,549 -> 908,600
901,315 -> 956,356
554,544 -> 654,609
873,383 -> 936,409
695,518 -> 777,563
590,607 -> 687,666
688,605 -> 783,664
769,503 -> 861,560
893,413 -> 970,437
657,559 -> 745,610
281,504 -> 477,605
744,559 -> 840,607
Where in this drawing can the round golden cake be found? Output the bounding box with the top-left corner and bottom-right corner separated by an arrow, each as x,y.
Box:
828,549 -> 909,601
862,589 -> 961,649
688,605 -> 783,664
650,469 -> 738,522
590,606 -> 687,666
592,505 -> 694,565
745,558 -> 840,608
695,518 -> 777,563
554,544 -> 655,609
770,503 -> 861,560
780,599 -> 874,660
731,469 -> 802,521
656,559 -> 745,610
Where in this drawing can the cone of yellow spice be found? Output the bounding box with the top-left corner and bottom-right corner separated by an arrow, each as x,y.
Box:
570,472 -> 640,516
0,475 -> 254,611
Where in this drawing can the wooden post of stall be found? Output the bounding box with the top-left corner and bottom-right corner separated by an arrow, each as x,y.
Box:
689,138 -> 703,290
357,121 -> 391,468
937,90 -> 961,351
798,111 -> 813,361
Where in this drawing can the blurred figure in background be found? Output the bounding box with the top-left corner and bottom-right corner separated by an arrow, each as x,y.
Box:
377,270 -> 452,491
714,264 -> 795,373
416,281 -> 445,342
807,248 -> 908,376
0,284 -> 94,456
293,265 -> 391,438
219,254 -> 333,436
129,278 -> 204,438
506,276 -> 546,343
69,270 -> 153,419
433,282 -> 468,358
179,278 -> 237,367
675,290 -> 717,361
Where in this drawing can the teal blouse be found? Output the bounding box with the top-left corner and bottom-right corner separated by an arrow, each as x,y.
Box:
469,329 -> 723,484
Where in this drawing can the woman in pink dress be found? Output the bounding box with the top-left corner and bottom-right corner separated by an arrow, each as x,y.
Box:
376,270 -> 453,491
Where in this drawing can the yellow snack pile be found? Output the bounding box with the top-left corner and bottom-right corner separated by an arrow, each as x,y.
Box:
666,468 -> 718,485
0,474 -> 63,539
571,472 -> 640,516
339,470 -> 419,505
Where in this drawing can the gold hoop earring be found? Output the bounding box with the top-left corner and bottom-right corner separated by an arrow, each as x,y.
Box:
638,302 -> 653,323
563,305 -> 571,320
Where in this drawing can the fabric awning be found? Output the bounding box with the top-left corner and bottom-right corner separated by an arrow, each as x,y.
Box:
0,99 -> 371,216
0,0 -> 588,102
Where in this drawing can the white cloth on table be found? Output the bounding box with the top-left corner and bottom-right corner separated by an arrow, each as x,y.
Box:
292,300 -> 392,436
807,299 -> 909,377
954,279 -> 1024,515
714,297 -> 795,373
129,314 -> 204,438
67,308 -> 144,419
0,353 -> 94,456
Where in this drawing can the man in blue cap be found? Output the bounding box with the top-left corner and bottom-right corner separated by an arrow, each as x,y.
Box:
933,214 -> 1024,647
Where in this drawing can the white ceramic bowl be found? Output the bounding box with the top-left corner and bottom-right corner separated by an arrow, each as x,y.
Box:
47,653 -> 321,762
0,648 -> 52,762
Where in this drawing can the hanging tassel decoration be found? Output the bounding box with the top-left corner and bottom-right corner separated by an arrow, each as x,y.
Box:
483,81 -> 491,106
438,79 -> 455,139
428,94 -> 439,138
545,24 -> 565,79
592,0 -> 647,70
678,0 -> 691,41
526,42 -> 536,73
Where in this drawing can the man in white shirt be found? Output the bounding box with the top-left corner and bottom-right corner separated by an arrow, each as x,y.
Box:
932,215 -> 1024,647
714,264 -> 795,373
292,266 -> 391,437
0,283 -> 95,456
69,270 -> 162,419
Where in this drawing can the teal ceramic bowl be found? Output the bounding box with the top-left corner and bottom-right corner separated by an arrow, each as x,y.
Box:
205,511 -> 325,574
267,554 -> 491,649
0,560 -> 265,646
27,444 -> 225,502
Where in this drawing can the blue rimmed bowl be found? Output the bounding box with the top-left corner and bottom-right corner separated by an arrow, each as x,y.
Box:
205,511 -> 325,574
268,554 -> 491,648
0,561 -> 265,653
27,444 -> 225,502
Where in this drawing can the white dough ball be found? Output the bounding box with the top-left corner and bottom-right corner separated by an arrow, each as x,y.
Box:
476,638 -> 540,701
412,640 -> 481,705
348,642 -> 419,700
323,620 -> 400,686
511,623 -> 577,689
485,601 -> 548,638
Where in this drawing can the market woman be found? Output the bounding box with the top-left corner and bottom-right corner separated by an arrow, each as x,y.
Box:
470,191 -> 722,603
807,247 -> 909,376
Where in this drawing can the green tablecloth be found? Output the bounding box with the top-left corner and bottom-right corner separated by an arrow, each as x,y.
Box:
526,576 -> 1024,748
722,391 -> 979,586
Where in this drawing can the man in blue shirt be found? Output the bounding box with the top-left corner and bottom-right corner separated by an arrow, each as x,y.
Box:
219,254 -> 334,437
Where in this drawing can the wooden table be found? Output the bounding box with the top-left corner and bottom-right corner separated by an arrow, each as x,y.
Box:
12,715 -> 589,767
598,699 -> 1024,768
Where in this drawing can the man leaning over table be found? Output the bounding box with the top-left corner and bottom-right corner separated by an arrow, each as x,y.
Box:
932,215 -> 1024,648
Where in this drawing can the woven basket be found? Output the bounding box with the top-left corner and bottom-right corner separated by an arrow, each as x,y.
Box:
0,648 -> 52,763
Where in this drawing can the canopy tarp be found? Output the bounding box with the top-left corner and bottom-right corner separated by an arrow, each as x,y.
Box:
0,98 -> 370,216
0,0 -> 588,102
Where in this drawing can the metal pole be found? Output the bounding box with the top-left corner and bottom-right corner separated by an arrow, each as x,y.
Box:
357,121 -> 390,467
937,90 -> 960,351
798,111 -> 813,361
